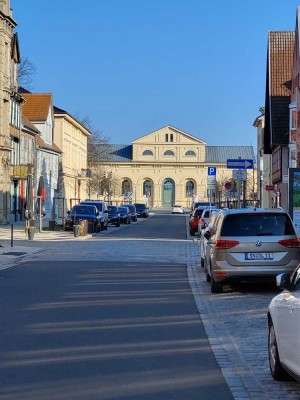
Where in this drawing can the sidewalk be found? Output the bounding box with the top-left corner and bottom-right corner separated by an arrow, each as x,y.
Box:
0,222 -> 91,270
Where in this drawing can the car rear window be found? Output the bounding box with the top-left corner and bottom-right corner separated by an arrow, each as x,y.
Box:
72,205 -> 96,215
194,209 -> 203,217
220,213 -> 296,236
108,206 -> 117,212
81,202 -> 103,212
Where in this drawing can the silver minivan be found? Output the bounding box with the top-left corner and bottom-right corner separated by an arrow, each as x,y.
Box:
204,208 -> 300,293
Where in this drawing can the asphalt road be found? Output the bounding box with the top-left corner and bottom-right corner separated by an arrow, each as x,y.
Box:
0,211 -> 233,400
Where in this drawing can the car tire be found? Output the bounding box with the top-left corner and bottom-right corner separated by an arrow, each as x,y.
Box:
190,229 -> 195,236
101,223 -> 104,231
210,274 -> 223,293
104,223 -> 108,230
200,257 -> 204,268
268,321 -> 290,381
116,221 -> 120,227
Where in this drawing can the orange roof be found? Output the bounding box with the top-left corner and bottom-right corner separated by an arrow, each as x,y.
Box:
22,93 -> 52,121
36,136 -> 62,154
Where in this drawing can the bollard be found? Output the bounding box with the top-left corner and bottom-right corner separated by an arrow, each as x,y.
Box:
11,224 -> 13,248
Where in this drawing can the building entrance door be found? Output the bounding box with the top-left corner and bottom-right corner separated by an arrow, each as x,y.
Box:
162,179 -> 175,207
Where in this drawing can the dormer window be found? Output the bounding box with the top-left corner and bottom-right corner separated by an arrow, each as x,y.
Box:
185,150 -> 196,156
142,150 -> 153,156
164,150 -> 174,156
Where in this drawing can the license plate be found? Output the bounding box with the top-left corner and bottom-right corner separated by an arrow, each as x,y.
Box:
245,252 -> 273,260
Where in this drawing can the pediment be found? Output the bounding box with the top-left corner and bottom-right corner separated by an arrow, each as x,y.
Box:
132,125 -> 206,145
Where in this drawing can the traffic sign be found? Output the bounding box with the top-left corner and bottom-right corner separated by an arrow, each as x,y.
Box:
227,159 -> 253,169
233,170 -> 246,181
208,166 -> 217,176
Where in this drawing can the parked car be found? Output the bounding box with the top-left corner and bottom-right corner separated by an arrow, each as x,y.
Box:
172,205 -> 184,214
190,201 -> 215,216
197,208 -> 220,236
80,200 -> 108,230
199,210 -> 220,268
123,203 -> 137,222
189,206 -> 209,236
134,203 -> 149,218
117,206 -> 131,224
108,205 -> 121,227
204,207 -> 300,293
65,204 -> 101,232
268,266 -> 300,382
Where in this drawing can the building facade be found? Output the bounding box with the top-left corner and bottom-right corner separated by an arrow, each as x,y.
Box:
53,106 -> 91,219
95,126 -> 256,208
0,1 -> 18,223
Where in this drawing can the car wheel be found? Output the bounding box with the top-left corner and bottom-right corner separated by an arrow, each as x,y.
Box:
190,229 -> 195,236
128,219 -> 131,224
200,257 -> 204,268
268,321 -> 290,380
104,223 -> 108,230
134,217 -> 137,222
210,274 -> 223,293
116,221 -> 120,227
101,223 -> 104,231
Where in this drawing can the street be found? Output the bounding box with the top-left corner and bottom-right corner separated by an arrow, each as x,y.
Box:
0,211 -> 232,400
0,209 -> 300,399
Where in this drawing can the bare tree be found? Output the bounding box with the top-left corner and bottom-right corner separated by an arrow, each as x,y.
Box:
74,114 -> 111,163
18,57 -> 36,89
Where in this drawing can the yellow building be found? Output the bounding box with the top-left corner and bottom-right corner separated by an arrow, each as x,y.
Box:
95,126 -> 256,208
53,106 -> 91,213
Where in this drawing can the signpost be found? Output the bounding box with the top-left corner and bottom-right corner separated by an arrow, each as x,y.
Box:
227,159 -> 253,208
207,167 -> 216,206
227,159 -> 253,169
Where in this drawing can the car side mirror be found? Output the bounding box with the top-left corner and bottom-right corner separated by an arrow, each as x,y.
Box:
204,231 -> 211,240
201,223 -> 207,230
276,273 -> 292,290
104,210 -> 108,213
96,211 -> 99,216
67,211 -> 70,215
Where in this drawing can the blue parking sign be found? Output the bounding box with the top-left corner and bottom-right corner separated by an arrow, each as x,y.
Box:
208,167 -> 216,176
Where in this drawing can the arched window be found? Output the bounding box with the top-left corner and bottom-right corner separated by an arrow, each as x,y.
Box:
142,150 -> 153,156
143,180 -> 152,197
164,150 -> 175,156
186,181 -> 194,196
185,150 -> 196,156
122,179 -> 131,194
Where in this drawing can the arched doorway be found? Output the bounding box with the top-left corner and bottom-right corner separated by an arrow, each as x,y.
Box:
162,179 -> 175,207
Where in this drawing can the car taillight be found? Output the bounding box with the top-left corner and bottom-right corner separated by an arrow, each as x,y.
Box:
215,240 -> 239,249
278,238 -> 300,248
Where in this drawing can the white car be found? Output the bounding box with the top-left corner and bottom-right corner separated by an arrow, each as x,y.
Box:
172,205 -> 184,214
268,265 -> 300,382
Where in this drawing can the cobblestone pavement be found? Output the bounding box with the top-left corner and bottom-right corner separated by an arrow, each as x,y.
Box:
188,240 -> 300,400
1,220 -> 300,399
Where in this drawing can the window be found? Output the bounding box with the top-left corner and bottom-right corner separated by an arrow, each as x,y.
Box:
143,180 -> 152,197
142,150 -> 153,156
165,134 -> 168,142
122,179 -> 131,194
170,134 -> 174,142
164,150 -> 174,156
185,150 -> 196,156
291,109 -> 297,130
186,181 -> 194,196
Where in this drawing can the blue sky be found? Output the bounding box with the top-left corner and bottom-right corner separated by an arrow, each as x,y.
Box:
13,0 -> 300,150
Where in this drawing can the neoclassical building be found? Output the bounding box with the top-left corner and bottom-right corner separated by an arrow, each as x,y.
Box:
96,126 -> 256,208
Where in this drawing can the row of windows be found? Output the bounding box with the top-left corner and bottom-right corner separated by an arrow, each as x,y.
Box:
142,150 -> 196,156
122,179 -> 196,197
